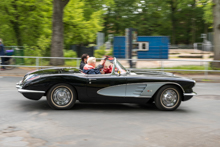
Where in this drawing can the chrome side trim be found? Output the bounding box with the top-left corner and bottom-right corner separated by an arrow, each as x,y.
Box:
18,89 -> 45,93
183,92 -> 197,96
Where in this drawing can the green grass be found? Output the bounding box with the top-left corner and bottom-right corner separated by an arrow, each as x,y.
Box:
142,65 -> 220,75
159,65 -> 207,70
24,59 -> 79,67
64,60 -> 77,67
201,79 -> 212,82
40,59 -> 78,67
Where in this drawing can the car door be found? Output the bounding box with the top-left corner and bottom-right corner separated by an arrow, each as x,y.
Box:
85,74 -> 126,102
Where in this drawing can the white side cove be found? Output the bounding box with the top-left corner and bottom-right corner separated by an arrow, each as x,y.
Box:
97,84 -> 126,97
97,82 -> 185,98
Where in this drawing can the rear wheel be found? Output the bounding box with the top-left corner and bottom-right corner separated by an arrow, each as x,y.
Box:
154,85 -> 182,111
46,83 -> 76,109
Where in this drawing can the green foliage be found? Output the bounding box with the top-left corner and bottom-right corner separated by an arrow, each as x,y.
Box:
64,50 -> 77,58
94,45 -> 106,58
0,0 -> 52,46
64,0 -> 114,47
65,60 -> 77,67
0,0 -> 113,52
106,48 -> 113,56
0,0 -> 214,54
23,45 -> 41,65
202,1 -> 213,25
103,0 -> 212,44
23,35 -> 51,64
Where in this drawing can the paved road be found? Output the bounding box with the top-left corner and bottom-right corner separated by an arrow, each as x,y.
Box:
0,77 -> 220,147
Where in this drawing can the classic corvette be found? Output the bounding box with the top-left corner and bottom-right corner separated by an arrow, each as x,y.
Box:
16,56 -> 196,111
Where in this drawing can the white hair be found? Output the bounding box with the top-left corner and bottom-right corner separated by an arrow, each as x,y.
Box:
87,57 -> 96,64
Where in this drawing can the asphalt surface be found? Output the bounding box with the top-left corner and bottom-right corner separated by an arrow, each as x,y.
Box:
0,76 -> 220,147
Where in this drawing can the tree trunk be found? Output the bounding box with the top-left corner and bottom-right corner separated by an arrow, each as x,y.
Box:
50,0 -> 69,66
212,0 -> 220,68
103,7 -> 111,38
6,0 -> 22,46
170,0 -> 177,45
191,0 -> 196,44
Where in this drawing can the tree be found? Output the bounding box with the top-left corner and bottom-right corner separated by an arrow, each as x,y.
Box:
166,0 -> 178,44
134,0 -> 171,36
0,0 -> 215,54
50,0 -> 114,65
212,0 -> 220,67
0,0 -> 52,46
191,0 -> 196,44
50,0 -> 69,66
63,0 -> 113,46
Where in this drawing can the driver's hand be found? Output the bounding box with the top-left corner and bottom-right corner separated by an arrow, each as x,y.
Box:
100,60 -> 104,65
100,71 -> 105,74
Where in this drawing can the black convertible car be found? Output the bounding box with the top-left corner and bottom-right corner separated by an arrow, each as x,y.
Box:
16,56 -> 196,111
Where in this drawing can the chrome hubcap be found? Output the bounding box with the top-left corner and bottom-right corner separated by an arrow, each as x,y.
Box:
161,89 -> 178,107
53,87 -> 72,106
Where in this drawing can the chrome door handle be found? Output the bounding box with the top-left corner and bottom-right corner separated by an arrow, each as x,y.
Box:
89,79 -> 96,84
89,79 -> 97,81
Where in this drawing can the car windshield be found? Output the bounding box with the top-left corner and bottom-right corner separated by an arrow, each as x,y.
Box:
114,58 -> 127,74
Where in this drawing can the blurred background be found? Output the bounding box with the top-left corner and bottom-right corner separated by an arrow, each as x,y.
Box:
0,0 -> 219,77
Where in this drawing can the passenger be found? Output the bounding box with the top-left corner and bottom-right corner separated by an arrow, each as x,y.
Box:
80,54 -> 89,70
83,57 -> 105,74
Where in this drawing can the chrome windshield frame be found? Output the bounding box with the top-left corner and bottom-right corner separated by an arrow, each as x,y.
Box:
111,57 -> 127,75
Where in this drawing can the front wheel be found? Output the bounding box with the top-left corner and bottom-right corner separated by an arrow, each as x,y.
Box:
154,85 -> 182,111
46,83 -> 76,110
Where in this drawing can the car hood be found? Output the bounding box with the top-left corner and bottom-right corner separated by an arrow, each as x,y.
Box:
129,70 -> 194,81
130,70 -> 174,77
21,67 -> 80,83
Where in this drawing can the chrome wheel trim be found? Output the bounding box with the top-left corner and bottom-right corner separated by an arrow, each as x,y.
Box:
160,88 -> 179,108
51,86 -> 73,107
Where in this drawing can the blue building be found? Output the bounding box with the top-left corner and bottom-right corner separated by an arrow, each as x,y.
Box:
113,36 -> 126,58
113,36 -> 169,59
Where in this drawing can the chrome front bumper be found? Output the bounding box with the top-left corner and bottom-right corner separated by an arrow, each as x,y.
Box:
16,80 -> 45,94
16,84 -> 22,89
182,92 -> 196,101
183,92 -> 197,96
16,80 -> 23,89
18,89 -> 45,93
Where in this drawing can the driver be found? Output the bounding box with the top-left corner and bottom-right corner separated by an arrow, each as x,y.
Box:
83,57 -> 105,74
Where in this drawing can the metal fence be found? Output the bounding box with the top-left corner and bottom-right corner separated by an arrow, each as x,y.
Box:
0,55 -> 220,78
